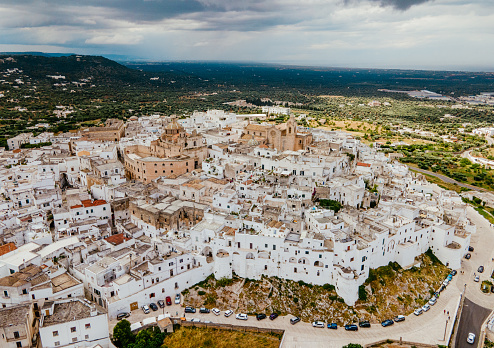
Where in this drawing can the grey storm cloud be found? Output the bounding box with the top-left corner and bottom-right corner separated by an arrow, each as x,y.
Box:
343,0 -> 432,11
370,0 -> 432,10
1,0 -> 493,71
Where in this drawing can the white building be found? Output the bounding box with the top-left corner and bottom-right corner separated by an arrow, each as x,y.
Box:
39,298 -> 110,348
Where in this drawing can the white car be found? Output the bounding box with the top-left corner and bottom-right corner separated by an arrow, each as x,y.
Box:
312,321 -> 325,328
236,313 -> 248,320
414,308 -> 423,316
422,304 -> 431,312
442,279 -> 449,286
190,318 -> 201,322
428,297 -> 437,306
467,333 -> 476,344
474,275 -> 480,282
174,294 -> 181,304
224,309 -> 234,317
142,305 -> 150,314
212,308 -> 220,316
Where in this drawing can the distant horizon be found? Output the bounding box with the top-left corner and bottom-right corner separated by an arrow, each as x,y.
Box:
1,0 -> 493,75
2,50 -> 494,74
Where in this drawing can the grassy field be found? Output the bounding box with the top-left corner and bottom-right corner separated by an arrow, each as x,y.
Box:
161,326 -> 282,348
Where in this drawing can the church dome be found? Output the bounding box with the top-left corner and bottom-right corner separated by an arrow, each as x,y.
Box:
248,135 -> 259,146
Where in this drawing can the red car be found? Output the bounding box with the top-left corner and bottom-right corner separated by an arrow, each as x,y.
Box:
166,296 -> 172,306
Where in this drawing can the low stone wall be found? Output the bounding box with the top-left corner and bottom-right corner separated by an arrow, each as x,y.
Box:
179,319 -> 284,336
365,339 -> 438,348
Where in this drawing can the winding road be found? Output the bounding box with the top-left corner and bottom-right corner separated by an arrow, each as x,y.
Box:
409,166 -> 490,192
409,135 -> 494,192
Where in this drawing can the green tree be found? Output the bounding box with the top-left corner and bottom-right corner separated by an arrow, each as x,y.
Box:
343,344 -> 363,348
112,320 -> 134,348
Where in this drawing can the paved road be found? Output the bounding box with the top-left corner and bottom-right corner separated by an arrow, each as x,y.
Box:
409,166 -> 490,192
455,298 -> 491,348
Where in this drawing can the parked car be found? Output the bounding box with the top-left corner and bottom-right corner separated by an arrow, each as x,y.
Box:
256,313 -> 267,320
166,296 -> 172,306
359,320 -> 371,328
422,304 -> 431,312
467,333 -> 476,344
184,307 -> 196,313
190,318 -> 200,322
442,279 -> 450,286
491,286 -> 494,294
327,323 -> 337,329
394,315 -> 405,322
465,253 -> 471,259
312,321 -> 325,328
478,266 -> 484,273
474,275 -> 480,282
450,270 -> 457,276
381,319 -> 394,327
447,274 -> 453,281
157,300 -> 165,308
142,305 -> 150,314
200,308 -> 210,314
149,303 -> 158,311
414,308 -> 423,316
224,309 -> 234,317
212,308 -> 220,316
269,313 -> 279,320
344,324 -> 358,331
468,246 -> 474,252
117,312 -> 130,320
174,294 -> 181,304
428,297 -> 437,306
236,313 -> 248,320
290,317 -> 301,325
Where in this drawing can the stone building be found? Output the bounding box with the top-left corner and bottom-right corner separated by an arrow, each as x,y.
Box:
84,119 -> 125,142
124,117 -> 208,183
129,197 -> 207,237
240,115 -> 313,152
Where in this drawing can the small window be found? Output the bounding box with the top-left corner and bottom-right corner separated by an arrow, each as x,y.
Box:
53,331 -> 59,337
72,337 -> 77,343
13,331 -> 19,339
85,324 -> 91,329
71,327 -> 76,333
85,334 -> 89,339
54,342 -> 60,347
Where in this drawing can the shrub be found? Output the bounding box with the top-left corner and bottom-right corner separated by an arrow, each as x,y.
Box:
216,277 -> 234,287
358,285 -> 367,301
198,290 -> 206,296
322,283 -> 335,291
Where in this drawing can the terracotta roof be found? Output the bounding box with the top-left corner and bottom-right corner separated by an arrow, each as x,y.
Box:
356,162 -> 371,167
80,199 -> 107,208
12,149 -> 21,154
104,233 -> 130,246
0,243 -> 16,257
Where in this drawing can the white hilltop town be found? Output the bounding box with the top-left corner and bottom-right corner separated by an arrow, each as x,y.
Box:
0,108 -> 488,348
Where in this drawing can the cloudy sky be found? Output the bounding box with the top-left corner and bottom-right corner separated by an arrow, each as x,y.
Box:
0,0 -> 493,70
